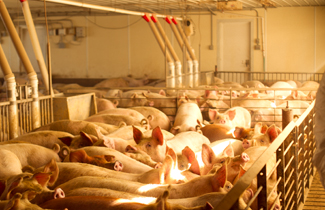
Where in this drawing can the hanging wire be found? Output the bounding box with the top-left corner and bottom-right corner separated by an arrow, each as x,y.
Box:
85,16 -> 143,29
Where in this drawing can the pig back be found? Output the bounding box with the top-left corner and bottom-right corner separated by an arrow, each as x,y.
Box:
200,124 -> 233,143
81,146 -> 152,174
0,143 -> 61,168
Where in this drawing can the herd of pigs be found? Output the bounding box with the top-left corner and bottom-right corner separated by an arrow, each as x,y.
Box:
0,74 -> 320,210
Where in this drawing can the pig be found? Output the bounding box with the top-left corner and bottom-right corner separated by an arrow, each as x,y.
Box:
56,162 -> 228,199
96,97 -> 119,112
64,149 -> 123,171
94,77 -> 129,88
90,121 -> 123,133
48,156 -> 181,189
199,123 -> 254,142
213,77 -> 224,85
208,106 -> 251,129
93,127 -> 136,152
242,123 -> 281,149
130,106 -> 171,131
67,146 -> 153,174
104,89 -> 123,98
40,192 -> 212,210
7,131 -> 72,151
38,154 -> 180,189
58,131 -> 100,149
99,125 -> 148,140
0,192 -> 51,210
300,80 -> 319,98
124,145 -> 163,169
241,80 -> 265,89
123,74 -> 150,87
170,102 -> 203,134
0,159 -> 64,205
85,114 -> 149,128
0,144 -> 61,179
95,108 -> 147,122
32,120 -> 109,136
198,143 -> 248,181
166,147 -> 200,181
233,146 -> 279,210
267,81 -> 294,98
133,126 -> 210,163
116,91 -> 149,108
0,149 -> 24,179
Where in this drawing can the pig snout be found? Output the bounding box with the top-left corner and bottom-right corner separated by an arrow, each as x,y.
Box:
241,153 -> 250,162
54,188 -> 65,199
219,119 -> 226,124
125,145 -> 137,153
242,139 -> 251,149
154,162 -> 163,169
114,160 -> 124,171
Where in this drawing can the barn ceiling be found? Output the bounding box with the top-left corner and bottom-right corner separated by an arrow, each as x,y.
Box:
4,0 -> 325,18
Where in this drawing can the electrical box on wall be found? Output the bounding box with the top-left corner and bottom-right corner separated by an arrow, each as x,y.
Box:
76,27 -> 86,38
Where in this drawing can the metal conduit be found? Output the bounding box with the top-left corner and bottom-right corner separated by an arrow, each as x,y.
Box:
172,17 -> 199,87
142,13 -> 175,89
0,44 -> 19,139
151,14 -> 182,88
165,16 -> 193,88
0,0 -> 40,129
20,0 -> 50,94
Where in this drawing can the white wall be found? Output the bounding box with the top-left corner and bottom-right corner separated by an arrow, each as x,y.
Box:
1,6 -> 324,80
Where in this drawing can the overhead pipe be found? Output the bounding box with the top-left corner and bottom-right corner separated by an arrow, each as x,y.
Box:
20,0 -> 50,95
165,16 -> 193,88
0,44 -> 19,139
142,14 -> 175,89
44,0 -> 182,20
151,14 -> 182,88
172,17 -> 199,87
0,0 -> 40,129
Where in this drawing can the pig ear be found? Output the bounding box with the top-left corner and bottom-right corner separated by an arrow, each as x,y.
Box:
80,131 -> 96,145
267,125 -> 279,142
104,155 -> 115,162
227,109 -> 236,121
5,193 -> 22,210
233,127 -> 242,139
212,163 -> 227,190
208,109 -> 218,121
42,158 -> 59,187
291,90 -> 298,99
205,202 -> 214,210
58,136 -> 73,146
182,146 -> 200,175
201,144 -> 214,166
152,126 -> 164,146
133,126 -> 143,144
125,145 -> 137,153
33,172 -> 51,188
170,126 -> 180,135
223,143 -> 234,157
254,122 -> 263,134
261,124 -> 268,134
101,136 -> 115,149
166,148 -> 177,163
159,155 -> 173,184
69,150 -> 87,163
205,90 -> 210,98
238,165 -> 247,179
0,180 -> 6,198
159,90 -> 166,96
7,177 -> 23,199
